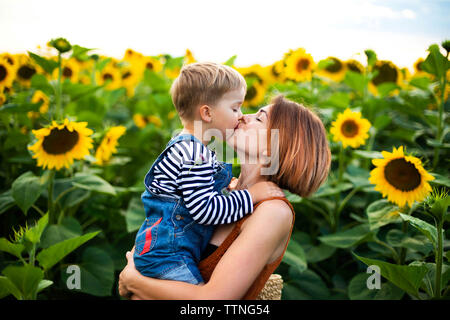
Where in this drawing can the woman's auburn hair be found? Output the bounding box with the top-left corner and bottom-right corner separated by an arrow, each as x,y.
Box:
266,95 -> 331,198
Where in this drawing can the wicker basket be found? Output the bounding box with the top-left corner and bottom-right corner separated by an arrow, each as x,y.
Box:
256,274 -> 283,300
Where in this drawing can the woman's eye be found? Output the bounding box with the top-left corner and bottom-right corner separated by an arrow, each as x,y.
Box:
256,118 -> 262,122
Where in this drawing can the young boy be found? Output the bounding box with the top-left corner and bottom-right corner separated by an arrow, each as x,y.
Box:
133,62 -> 283,285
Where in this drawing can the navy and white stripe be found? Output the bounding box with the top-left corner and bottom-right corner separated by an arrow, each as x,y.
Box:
149,140 -> 253,225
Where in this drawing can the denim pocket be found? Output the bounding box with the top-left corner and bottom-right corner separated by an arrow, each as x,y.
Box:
135,217 -> 162,256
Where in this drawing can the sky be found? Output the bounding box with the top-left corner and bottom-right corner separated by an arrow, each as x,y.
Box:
1,0 -> 449,71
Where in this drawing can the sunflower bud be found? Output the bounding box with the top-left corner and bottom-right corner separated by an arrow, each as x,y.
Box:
423,188 -> 449,222
442,40 -> 450,55
49,38 -> 72,53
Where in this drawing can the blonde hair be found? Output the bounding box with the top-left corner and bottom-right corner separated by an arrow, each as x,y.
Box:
267,95 -> 331,197
170,62 -> 247,120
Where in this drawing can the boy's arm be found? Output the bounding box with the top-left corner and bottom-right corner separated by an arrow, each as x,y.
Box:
178,158 -> 253,225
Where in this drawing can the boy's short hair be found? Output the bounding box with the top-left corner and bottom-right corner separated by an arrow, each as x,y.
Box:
170,62 -> 247,120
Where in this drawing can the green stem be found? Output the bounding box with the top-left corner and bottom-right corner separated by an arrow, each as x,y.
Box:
31,204 -> 46,217
398,205 -> 412,265
432,51 -> 449,170
435,219 -> 444,299
47,170 -> 55,224
338,143 -> 345,184
374,238 -> 401,263
56,52 -> 63,121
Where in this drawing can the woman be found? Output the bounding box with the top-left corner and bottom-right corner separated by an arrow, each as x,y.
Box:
119,95 -> 331,299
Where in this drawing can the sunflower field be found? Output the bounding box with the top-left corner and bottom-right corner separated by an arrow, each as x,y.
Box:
0,38 -> 449,300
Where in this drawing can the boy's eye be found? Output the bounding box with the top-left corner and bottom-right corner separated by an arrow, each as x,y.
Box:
256,117 -> 262,122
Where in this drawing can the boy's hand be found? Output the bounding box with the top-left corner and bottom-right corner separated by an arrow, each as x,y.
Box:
248,181 -> 285,204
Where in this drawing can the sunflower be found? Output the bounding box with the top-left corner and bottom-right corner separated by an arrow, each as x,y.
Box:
148,115 -> 162,127
143,56 -> 163,73
265,60 -> 286,84
28,119 -> 94,170
0,59 -> 15,88
96,64 -> 122,90
184,49 -> 196,65
0,90 -> 6,106
243,82 -> 266,108
236,64 -> 268,86
412,58 -> 430,79
284,48 -> 315,82
52,58 -> 80,83
15,54 -> 38,87
121,66 -> 140,97
94,125 -> 126,165
1,53 -> 19,70
28,90 -> 50,119
330,108 -> 371,148
317,57 -> 347,82
369,60 -> 403,96
123,48 -> 144,63
369,146 -> 435,208
345,59 -> 365,74
133,114 -> 147,128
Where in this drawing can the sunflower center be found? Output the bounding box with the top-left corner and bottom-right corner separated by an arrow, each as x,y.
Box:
325,58 -> 342,73
372,63 -> 398,86
63,67 -> 73,78
384,158 -> 421,192
18,65 -> 36,80
122,71 -> 132,79
103,73 -> 113,81
146,62 -> 154,70
42,127 -> 79,155
0,65 -> 7,81
347,62 -> 362,74
340,120 -> 359,137
296,59 -> 310,73
271,65 -> 280,77
245,86 -> 257,101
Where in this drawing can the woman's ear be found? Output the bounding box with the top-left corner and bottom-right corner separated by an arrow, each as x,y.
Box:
199,105 -> 212,122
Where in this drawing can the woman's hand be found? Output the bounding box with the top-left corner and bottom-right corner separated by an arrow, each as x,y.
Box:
118,248 -> 142,300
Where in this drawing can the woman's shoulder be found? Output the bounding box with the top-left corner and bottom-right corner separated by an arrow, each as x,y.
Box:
242,198 -> 293,232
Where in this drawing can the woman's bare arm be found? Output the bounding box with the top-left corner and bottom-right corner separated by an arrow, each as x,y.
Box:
119,199 -> 293,300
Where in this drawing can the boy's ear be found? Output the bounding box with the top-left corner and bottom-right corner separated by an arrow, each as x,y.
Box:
199,105 -> 212,122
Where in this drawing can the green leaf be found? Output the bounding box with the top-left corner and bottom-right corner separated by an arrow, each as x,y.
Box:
399,214 -> 439,249
28,51 -> 58,75
353,253 -> 428,298
283,190 -> 302,203
40,217 -> 83,248
366,199 -> 401,230
421,44 -> 450,79
125,197 -> 145,233
0,238 -> 25,258
318,224 -> 374,249
36,279 -> 53,294
365,49 -> 377,67
386,230 -> 433,256
24,213 -> 49,244
312,183 -> 353,198
0,276 -> 22,299
30,74 -> 54,95
348,273 -> 378,300
344,71 -> 365,94
409,77 -> 431,91
2,264 -> 44,300
304,243 -> 336,263
0,190 -> 15,215
62,82 -> 102,101
429,173 -> 450,188
71,45 -> 94,61
72,173 -> 116,196
12,171 -> 47,215
282,239 -> 307,273
36,231 -> 100,270
61,247 -> 114,297
285,268 -> 330,300
223,55 -> 237,66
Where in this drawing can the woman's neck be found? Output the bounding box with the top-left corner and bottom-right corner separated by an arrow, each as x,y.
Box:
236,163 -> 267,190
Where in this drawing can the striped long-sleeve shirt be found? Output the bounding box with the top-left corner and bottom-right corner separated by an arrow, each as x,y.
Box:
148,139 -> 253,225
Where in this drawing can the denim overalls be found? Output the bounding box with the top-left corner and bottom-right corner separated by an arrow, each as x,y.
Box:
133,134 -> 233,284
